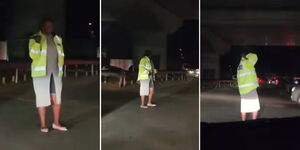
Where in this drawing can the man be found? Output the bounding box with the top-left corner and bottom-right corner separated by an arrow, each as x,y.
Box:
137,50 -> 157,108
29,18 -> 67,132
237,53 -> 260,121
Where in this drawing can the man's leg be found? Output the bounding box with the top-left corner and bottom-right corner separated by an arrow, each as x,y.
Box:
251,111 -> 258,120
38,107 -> 47,128
148,88 -> 154,105
140,79 -> 150,108
51,94 -> 61,126
51,94 -> 67,131
140,96 -> 146,106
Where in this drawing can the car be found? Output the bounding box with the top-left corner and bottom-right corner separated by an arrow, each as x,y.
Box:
292,76 -> 300,85
264,74 -> 279,85
281,75 -> 300,93
291,86 -> 300,104
268,76 -> 279,85
186,69 -> 199,78
258,76 -> 267,84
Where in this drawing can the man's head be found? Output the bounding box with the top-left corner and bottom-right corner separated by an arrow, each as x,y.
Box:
41,18 -> 55,35
144,50 -> 152,57
246,53 -> 258,65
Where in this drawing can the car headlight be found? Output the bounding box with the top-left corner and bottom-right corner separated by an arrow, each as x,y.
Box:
188,70 -> 195,74
292,87 -> 296,92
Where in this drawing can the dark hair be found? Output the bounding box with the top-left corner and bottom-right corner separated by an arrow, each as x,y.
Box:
144,50 -> 152,57
40,18 -> 54,29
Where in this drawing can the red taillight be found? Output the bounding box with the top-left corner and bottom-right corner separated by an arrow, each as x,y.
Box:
258,77 -> 264,83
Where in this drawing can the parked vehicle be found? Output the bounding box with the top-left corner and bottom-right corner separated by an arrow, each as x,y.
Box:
258,76 -> 267,84
291,86 -> 300,104
292,76 -> 300,85
264,73 -> 279,85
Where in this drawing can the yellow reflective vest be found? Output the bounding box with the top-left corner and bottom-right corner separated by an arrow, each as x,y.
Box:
29,31 -> 65,77
237,53 -> 259,95
137,56 -> 153,81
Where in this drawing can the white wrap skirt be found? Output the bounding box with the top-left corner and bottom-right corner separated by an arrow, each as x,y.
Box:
139,77 -> 154,96
33,73 -> 62,107
240,89 -> 260,113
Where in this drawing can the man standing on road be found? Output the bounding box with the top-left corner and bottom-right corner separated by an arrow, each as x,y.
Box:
137,50 -> 157,108
29,18 -> 67,132
237,53 -> 260,121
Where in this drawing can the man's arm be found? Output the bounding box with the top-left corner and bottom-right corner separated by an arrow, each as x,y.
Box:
28,37 -> 42,60
139,58 -> 151,72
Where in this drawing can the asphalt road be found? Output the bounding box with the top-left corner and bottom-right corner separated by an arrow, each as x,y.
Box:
0,76 -> 99,150
201,86 -> 300,150
102,80 -> 199,150
201,86 -> 300,123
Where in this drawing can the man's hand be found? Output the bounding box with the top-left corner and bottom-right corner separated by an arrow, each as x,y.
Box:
35,36 -> 41,43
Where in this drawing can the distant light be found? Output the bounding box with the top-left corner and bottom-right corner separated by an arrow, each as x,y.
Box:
179,48 -> 182,51
188,70 -> 194,74
88,22 -> 92,26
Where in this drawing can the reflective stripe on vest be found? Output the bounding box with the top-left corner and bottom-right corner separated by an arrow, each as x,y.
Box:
59,66 -> 63,72
140,74 -> 148,77
239,82 -> 258,88
139,64 -> 151,70
32,66 -> 46,71
30,49 -> 47,54
237,71 -> 256,78
58,51 -> 65,57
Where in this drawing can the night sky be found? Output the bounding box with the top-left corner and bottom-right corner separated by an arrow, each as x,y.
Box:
221,46 -> 300,78
0,0 -> 99,59
202,0 -> 300,79
0,0 -> 9,41
168,20 -> 199,69
66,0 -> 99,39
102,0 -> 199,69
65,0 -> 99,59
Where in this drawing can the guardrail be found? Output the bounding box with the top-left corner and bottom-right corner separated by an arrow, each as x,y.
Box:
101,70 -> 189,88
0,59 -> 99,85
64,60 -> 99,77
201,80 -> 237,89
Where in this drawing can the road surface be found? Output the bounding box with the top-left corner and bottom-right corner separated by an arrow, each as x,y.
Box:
0,76 -> 99,150
102,80 -> 199,150
201,86 -> 300,122
201,86 -> 300,150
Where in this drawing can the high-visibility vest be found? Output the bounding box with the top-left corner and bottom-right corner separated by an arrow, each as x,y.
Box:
137,56 -> 153,81
237,53 -> 259,95
29,31 -> 65,77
